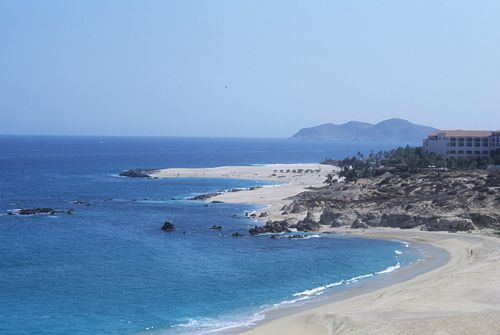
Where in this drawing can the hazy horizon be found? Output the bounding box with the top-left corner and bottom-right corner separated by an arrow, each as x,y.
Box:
2,1 -> 499,137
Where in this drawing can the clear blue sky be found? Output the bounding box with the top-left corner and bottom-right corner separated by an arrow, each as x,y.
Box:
1,1 -> 499,137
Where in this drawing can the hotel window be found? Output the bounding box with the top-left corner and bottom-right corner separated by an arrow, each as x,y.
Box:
450,150 -> 456,154
474,151 -> 480,155
483,151 -> 489,155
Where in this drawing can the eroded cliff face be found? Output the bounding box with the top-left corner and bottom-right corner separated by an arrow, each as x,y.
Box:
279,171 -> 500,232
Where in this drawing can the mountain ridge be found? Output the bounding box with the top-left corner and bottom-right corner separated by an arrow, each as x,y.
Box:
291,118 -> 436,144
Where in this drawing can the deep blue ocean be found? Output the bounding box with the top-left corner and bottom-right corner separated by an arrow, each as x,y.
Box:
0,136 -> 420,335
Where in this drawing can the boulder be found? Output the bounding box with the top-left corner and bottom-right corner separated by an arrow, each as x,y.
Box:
293,211 -> 320,231
424,217 -> 476,232
231,232 -> 243,237
351,219 -> 369,229
380,213 -> 420,229
209,225 -> 222,231
319,208 -> 342,226
161,220 -> 176,231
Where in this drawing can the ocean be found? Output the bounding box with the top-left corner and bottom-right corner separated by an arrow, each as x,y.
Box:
0,136 -> 421,335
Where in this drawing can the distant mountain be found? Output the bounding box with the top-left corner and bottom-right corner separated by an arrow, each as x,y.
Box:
291,118 -> 436,144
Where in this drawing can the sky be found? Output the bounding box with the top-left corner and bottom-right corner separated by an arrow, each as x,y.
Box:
1,0 -> 499,137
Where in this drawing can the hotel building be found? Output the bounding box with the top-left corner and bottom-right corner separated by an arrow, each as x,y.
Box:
423,130 -> 500,158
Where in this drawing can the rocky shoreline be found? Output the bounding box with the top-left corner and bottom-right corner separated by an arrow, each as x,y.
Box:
249,170 -> 500,235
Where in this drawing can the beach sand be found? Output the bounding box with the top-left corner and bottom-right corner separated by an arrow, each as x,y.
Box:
242,227 -> 500,335
152,163 -> 338,221
153,164 -> 500,335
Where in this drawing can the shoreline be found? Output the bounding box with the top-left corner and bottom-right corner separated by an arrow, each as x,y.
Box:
218,233 -> 449,335
240,228 -> 500,335
151,163 -> 338,222
151,164 -> 500,335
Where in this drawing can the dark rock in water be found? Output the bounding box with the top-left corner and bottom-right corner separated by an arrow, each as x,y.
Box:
189,192 -> 220,201
12,208 -> 74,216
72,200 -> 91,206
209,225 -> 223,231
249,220 -> 291,235
18,208 -> 55,215
161,220 -> 176,231
231,232 -> 243,237
270,234 -> 282,239
119,169 -> 158,178
259,212 -> 268,218
351,219 -> 369,229
250,213 -> 257,218
211,200 -> 224,204
292,211 -> 321,232
322,231 -> 336,234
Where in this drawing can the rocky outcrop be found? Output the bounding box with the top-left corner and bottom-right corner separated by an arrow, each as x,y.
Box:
284,171 -> 500,232
319,208 -> 342,226
161,220 -> 176,231
423,217 -> 476,232
119,169 -> 158,178
231,232 -> 243,237
249,220 -> 291,235
292,211 -> 321,231
469,213 -> 500,228
209,225 -> 222,231
19,208 -> 55,215
351,219 -> 369,229
7,208 -> 74,216
189,192 -> 220,201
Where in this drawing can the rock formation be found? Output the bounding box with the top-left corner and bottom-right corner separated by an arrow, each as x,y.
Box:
282,171 -> 500,232
161,220 -> 176,231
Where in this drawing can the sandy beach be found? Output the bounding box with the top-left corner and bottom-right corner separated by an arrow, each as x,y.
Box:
152,164 -> 500,335
241,227 -> 500,335
152,163 -> 338,221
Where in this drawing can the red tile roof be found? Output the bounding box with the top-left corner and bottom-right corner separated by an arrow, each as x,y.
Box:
430,130 -> 494,137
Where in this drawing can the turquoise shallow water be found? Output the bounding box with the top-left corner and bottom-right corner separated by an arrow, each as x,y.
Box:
0,136 -> 420,334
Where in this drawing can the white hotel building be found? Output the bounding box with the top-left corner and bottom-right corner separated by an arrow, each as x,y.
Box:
423,130 -> 500,158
